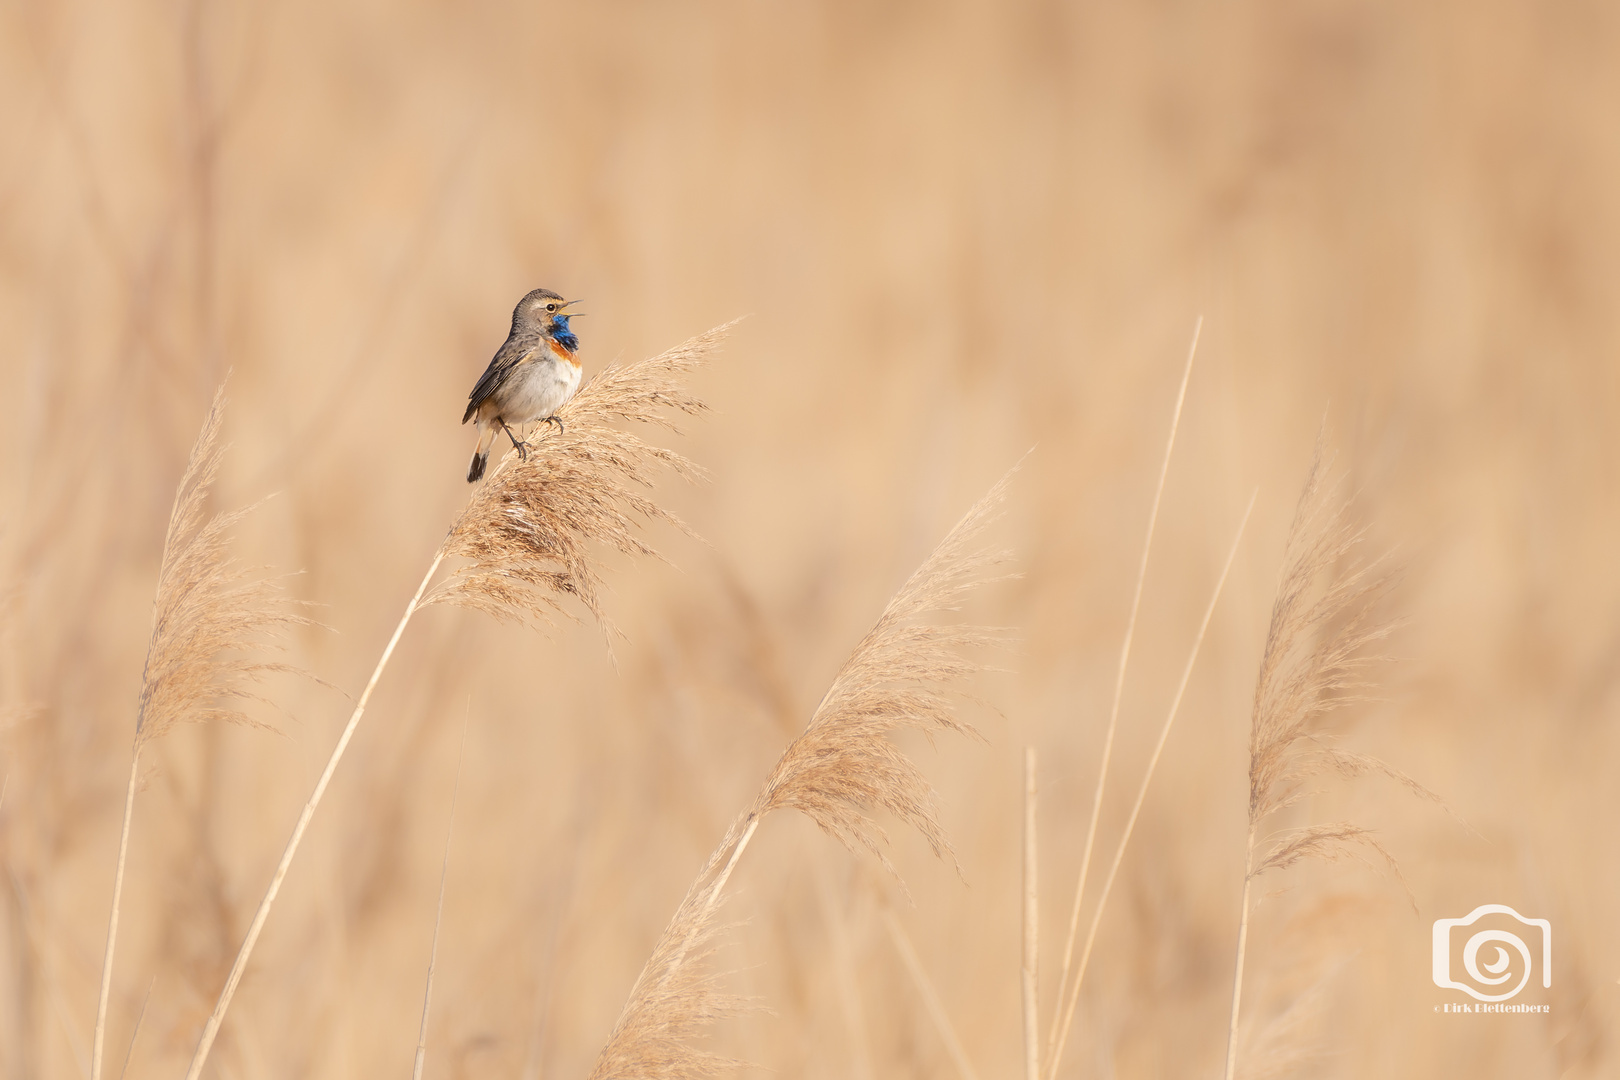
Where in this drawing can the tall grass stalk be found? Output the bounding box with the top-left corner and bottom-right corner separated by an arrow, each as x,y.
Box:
1047,490 -> 1254,1079
1021,747 -> 1039,1080
1048,319 -> 1200,1067
883,909 -> 983,1080
1222,836 -> 1257,1080
182,550 -> 445,1080
412,710 -> 469,1080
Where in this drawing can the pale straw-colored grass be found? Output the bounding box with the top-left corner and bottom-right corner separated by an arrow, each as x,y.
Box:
1045,489 -> 1255,1079
410,712 -> 469,1080
1047,319 -> 1200,1073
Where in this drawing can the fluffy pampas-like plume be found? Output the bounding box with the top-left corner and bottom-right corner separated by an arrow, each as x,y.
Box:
587,464 -> 1018,1079
1244,441 -> 1435,875
135,389 -> 306,745
429,323 -> 730,630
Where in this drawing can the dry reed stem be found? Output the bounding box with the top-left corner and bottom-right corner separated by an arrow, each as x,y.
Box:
883,909 -> 983,1080
92,389 -> 305,1080
587,464 -> 1017,1079
183,549 -> 445,1080
1021,747 -> 1039,1080
1224,850 -> 1257,1080
186,327 -> 728,1080
1046,490 -> 1254,1080
1223,438 -> 1435,1080
412,711 -> 469,1080
115,979 -> 154,1080
1049,318 -> 1200,1064
811,864 -> 874,1080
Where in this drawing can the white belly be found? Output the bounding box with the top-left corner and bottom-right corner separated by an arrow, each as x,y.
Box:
496,357 -> 582,424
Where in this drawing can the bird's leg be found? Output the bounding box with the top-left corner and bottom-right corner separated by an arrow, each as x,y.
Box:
541,415 -> 566,436
501,420 -> 528,461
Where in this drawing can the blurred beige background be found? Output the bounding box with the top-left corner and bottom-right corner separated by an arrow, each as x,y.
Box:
1,1 -> 1615,1077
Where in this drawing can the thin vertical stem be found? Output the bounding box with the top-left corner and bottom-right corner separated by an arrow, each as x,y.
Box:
1047,493 -> 1253,1079
116,978 -> 154,1080
705,816 -> 758,917
1021,748 -> 1040,1080
657,814 -> 761,997
882,910 -> 982,1080
1223,835 -> 1256,1080
185,550 -> 446,1080
90,753 -> 141,1080
413,709 -> 470,1080
1048,318 -> 1202,1062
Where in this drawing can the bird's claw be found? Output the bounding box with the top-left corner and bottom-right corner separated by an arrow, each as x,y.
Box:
502,422 -> 529,461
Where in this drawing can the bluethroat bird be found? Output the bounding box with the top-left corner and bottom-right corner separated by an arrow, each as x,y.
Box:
463,287 -> 583,482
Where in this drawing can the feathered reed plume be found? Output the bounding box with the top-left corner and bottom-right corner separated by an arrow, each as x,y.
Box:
94,388 -> 306,1080
587,465 -> 1017,1080
1245,442 -> 1433,875
429,323 -> 724,629
1223,438 -> 1438,1080
184,325 -> 732,1080
137,389 -> 306,743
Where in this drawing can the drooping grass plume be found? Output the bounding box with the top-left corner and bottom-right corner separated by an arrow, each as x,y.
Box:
92,388 -> 306,1080
183,325 -> 731,1080
133,390 -> 305,745
587,465 -> 1017,1080
1222,438 -> 1439,1080
743,464 -> 1013,871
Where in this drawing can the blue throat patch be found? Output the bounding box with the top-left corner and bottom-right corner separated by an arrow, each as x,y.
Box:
552,315 -> 579,353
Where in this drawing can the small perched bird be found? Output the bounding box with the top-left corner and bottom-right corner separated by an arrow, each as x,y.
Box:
463,288 -> 583,482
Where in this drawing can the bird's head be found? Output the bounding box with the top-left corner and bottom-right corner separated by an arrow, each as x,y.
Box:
514,288 -> 581,351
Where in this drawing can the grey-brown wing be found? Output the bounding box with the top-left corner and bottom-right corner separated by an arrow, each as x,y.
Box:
462,341 -> 536,423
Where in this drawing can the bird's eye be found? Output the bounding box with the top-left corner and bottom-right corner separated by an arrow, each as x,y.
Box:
546,303 -> 558,312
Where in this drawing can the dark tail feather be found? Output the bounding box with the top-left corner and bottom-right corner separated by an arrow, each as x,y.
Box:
467,450 -> 488,483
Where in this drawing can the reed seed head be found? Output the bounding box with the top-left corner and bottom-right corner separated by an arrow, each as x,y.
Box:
747,465 -> 1016,878
1246,435 -> 1440,883
430,324 -> 731,631
134,387 -> 307,749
